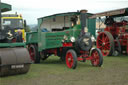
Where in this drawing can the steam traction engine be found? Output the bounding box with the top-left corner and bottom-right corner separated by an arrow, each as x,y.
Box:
90,8 -> 128,56
26,10 -> 103,69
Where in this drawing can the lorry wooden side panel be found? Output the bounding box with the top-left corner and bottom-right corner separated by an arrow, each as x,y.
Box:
26,32 -> 38,44
38,27 -> 81,51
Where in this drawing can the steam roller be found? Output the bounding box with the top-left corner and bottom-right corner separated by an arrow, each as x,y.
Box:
0,2 -> 31,77
0,47 -> 31,77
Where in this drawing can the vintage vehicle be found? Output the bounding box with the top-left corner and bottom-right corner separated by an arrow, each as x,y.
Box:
90,8 -> 128,56
2,13 -> 26,42
0,2 -> 31,77
26,10 -> 103,69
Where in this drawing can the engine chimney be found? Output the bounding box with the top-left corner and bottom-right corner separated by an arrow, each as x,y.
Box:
80,10 -> 88,34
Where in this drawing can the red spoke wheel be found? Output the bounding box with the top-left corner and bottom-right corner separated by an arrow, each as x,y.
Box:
96,31 -> 114,56
66,49 -> 77,69
28,44 -> 40,63
29,47 -> 35,61
91,48 -> 103,67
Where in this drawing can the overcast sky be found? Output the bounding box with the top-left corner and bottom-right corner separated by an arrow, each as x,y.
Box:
2,0 -> 128,25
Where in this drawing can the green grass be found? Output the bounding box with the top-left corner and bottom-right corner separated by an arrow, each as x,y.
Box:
0,55 -> 128,85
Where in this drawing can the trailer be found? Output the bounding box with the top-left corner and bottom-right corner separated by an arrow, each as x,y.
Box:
0,2 -> 31,77
90,8 -> 128,56
26,10 -> 103,69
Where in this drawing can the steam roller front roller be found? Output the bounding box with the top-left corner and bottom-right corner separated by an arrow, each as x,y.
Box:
0,47 -> 31,77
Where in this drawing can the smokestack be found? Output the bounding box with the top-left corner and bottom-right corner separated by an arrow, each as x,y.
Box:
80,10 -> 88,34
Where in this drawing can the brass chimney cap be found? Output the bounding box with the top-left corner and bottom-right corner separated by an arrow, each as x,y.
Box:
80,10 -> 88,13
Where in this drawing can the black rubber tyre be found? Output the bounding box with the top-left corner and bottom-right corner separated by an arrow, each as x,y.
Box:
65,49 -> 77,69
91,48 -> 103,67
28,44 -> 40,63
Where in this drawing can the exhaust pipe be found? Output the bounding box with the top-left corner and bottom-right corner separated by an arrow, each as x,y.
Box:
80,10 -> 88,35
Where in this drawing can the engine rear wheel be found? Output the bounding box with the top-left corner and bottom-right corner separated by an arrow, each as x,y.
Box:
66,49 -> 77,69
96,31 -> 114,56
28,44 -> 40,63
91,48 -> 103,67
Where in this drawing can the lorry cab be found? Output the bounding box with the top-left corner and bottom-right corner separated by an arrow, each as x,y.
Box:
2,13 -> 25,42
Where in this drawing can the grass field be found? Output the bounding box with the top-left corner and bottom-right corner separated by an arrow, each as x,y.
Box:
0,55 -> 128,85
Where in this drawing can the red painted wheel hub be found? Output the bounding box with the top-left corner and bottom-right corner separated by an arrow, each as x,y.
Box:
29,47 -> 35,61
97,32 -> 111,56
91,50 -> 100,66
66,52 -> 74,68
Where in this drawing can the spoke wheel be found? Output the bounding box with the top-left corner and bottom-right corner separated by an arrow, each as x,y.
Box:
29,46 -> 35,61
96,31 -> 114,56
91,48 -> 103,67
66,49 -> 77,69
28,45 -> 40,63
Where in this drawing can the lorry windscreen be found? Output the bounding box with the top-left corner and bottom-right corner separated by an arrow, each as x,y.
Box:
2,19 -> 23,29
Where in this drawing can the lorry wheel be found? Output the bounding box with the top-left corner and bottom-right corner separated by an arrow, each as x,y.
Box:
91,48 -> 103,67
28,44 -> 40,63
66,49 -> 77,69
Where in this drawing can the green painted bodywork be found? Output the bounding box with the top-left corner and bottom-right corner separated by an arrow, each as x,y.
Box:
26,32 -> 38,44
0,43 -> 26,48
38,26 -> 81,51
1,3 -> 12,12
26,12 -> 96,51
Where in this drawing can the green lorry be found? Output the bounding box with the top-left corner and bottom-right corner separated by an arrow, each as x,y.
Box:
0,2 -> 31,77
26,10 -> 103,69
